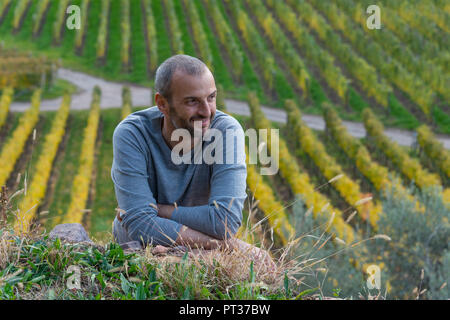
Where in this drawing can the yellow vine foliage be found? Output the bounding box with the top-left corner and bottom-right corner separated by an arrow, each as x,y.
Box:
309,0 -> 434,115
286,100 -> 382,228
205,0 -> 243,78
229,0 -> 275,89
142,0 -> 158,72
323,104 -> 425,214
0,0 -> 12,16
121,86 -> 132,120
96,0 -> 111,59
443,188 -> 450,209
363,108 -> 441,189
32,0 -> 51,36
247,92 -> 356,244
163,0 -> 184,55
15,94 -> 71,234
287,0 -> 390,108
378,3 -> 449,75
182,0 -> 213,71
416,125 -> 450,179
246,0 -> 309,95
12,0 -> 31,30
62,88 -> 101,224
120,0 -> 131,67
347,1 -> 448,103
0,87 -> 13,130
0,89 -> 41,187
75,0 -> 91,49
245,145 -> 294,246
395,1 -> 447,47
52,0 -> 70,44
220,107 -> 293,244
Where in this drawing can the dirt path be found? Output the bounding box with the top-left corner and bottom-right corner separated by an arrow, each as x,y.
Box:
8,68 -> 450,150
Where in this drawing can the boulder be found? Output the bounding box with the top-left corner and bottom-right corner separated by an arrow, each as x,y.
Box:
49,223 -> 93,243
119,240 -> 143,252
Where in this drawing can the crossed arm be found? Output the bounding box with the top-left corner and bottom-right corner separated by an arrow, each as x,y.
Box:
155,204 -> 275,270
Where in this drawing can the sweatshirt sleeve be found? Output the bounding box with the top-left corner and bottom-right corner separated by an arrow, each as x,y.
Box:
111,122 -> 182,246
171,116 -> 247,239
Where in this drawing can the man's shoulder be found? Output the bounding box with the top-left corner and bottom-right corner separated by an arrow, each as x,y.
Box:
120,106 -> 161,127
114,106 -> 161,136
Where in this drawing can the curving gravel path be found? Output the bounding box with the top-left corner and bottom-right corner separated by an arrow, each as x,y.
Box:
9,68 -> 450,150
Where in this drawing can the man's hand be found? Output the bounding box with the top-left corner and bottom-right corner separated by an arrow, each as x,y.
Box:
227,238 -> 277,272
150,220 -> 276,272
175,227 -> 276,271
157,204 -> 175,219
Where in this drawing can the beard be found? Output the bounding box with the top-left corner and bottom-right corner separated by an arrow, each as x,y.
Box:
168,104 -> 215,137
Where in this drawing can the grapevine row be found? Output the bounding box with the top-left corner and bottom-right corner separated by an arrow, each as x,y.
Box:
12,0 -> 30,31
74,0 -> 91,53
15,94 -> 71,233
96,0 -> 111,61
362,108 -> 441,189
120,0 -> 131,69
53,0 -> 70,45
285,100 -> 382,227
0,87 -> 13,130
0,56 -> 54,90
244,145 -> 294,246
204,0 -> 243,80
182,0 -> 213,71
337,0 -> 450,103
218,106 -> 269,244
32,0 -> 50,36
383,0 -> 449,51
323,104 -> 425,213
163,0 -> 184,55
369,1 -> 450,75
224,0 -> 278,90
0,0 -> 12,19
307,0 -> 435,116
285,0 -> 390,108
243,0 -> 310,95
416,125 -> 450,180
121,86 -> 131,120
62,87 -> 101,224
410,0 -> 450,34
265,0 -> 349,103
247,92 -> 356,244
142,0 -> 158,73
0,89 -> 41,187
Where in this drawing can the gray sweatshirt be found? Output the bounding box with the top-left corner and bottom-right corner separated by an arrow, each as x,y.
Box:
111,106 -> 247,246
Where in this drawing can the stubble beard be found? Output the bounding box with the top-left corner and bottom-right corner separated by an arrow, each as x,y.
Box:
169,104 -> 214,137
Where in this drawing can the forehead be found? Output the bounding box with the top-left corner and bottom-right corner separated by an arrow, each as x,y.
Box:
170,68 -> 216,98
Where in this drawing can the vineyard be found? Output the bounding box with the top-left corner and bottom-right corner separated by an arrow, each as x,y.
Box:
0,0 -> 449,299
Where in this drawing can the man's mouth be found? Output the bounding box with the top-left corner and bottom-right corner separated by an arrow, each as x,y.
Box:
191,118 -> 209,127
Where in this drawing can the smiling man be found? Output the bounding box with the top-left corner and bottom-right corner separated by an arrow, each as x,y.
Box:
111,55 -> 270,260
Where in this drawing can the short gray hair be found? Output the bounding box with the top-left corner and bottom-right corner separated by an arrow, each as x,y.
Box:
154,55 -> 208,103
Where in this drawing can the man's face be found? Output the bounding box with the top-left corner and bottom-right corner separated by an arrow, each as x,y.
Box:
166,68 -> 217,136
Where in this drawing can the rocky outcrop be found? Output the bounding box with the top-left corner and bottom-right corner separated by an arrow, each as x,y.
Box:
49,223 -> 93,244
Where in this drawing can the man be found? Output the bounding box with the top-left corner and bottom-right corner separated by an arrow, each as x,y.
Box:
111,55 -> 273,264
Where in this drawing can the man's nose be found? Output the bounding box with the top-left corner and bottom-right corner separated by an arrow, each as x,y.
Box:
198,99 -> 212,118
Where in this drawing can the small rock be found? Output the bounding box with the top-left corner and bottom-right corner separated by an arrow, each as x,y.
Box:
49,223 -> 93,243
119,241 -> 142,252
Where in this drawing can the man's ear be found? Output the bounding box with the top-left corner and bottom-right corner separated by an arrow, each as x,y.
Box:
155,93 -> 169,116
